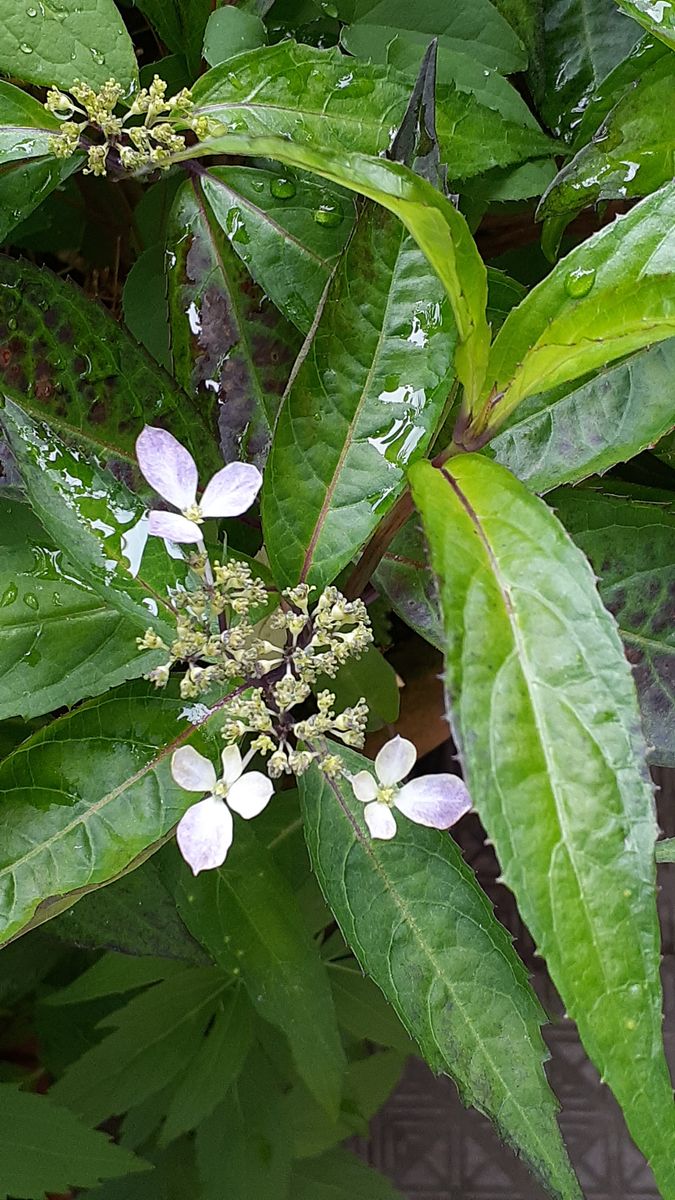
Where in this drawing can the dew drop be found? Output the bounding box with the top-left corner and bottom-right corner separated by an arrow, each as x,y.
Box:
270,176 -> 296,199
313,204 -> 342,227
0,582 -> 18,607
564,266 -> 596,298
26,6 -> 38,15
23,592 -> 39,610
90,46 -> 105,65
19,41 -> 33,53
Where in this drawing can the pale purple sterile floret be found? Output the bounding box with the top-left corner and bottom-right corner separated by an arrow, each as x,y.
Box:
350,734 -> 471,840
136,425 -> 263,544
172,744 -> 273,874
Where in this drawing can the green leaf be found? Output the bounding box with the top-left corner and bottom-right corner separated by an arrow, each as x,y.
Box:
200,164 -> 354,335
0,1085 -> 148,1198
44,952 -> 185,1006
337,0 -> 527,71
51,857 -> 211,964
291,1148 -> 405,1199
160,985 -> 253,1145
0,498 -> 162,720
0,255 -> 218,477
133,0 -> 211,74
533,0 -> 641,138
486,339 -> 675,493
203,6 -> 267,66
79,1139 -> 198,1200
167,176 -> 300,465
552,485 -> 675,768
569,35 -> 668,150
0,0 -> 138,93
373,518 -> 444,650
0,155 -> 82,247
192,43 -> 555,181
0,679 -> 240,946
1,402 -> 184,644
300,747 -> 582,1200
470,181 -> 675,435
409,455 -> 675,1195
328,963 -> 415,1052
284,1050 -> 404,1157
166,822 -> 346,1118
122,245 -> 171,371
538,52 -> 675,243
51,966 -> 227,1123
261,200 -> 457,589
615,0 -> 675,48
318,646 -> 400,732
0,80 -> 62,164
180,133 -> 490,402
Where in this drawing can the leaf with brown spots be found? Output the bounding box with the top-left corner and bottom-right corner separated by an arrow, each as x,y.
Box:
166,176 -> 301,468
0,255 -> 220,480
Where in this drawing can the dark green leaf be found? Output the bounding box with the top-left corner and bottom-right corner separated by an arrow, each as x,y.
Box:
203,6 -> 267,66
79,1139 -> 198,1200
300,747 -> 582,1200
0,0 -> 138,93
167,176 -> 300,465
51,967 -> 227,1123
160,985 -> 253,1144
373,518 -> 443,650
409,455 -> 675,1195
134,0 -> 211,75
291,1149 -> 404,1200
0,155 -> 82,247
569,35 -> 667,149
552,485 -> 675,767
284,1049 -> 404,1156
200,163 -> 354,334
0,498 -> 161,720
0,929 -> 62,1008
0,1086 -> 148,1198
0,256 -> 218,476
166,822 -> 346,1117
0,80 -> 62,164
0,680 -> 241,946
123,245 -> 171,371
44,952 -> 185,1006
615,0 -> 675,48
328,963 -> 415,1052
192,43 -> 555,181
318,646 -> 400,732
262,200 -> 457,589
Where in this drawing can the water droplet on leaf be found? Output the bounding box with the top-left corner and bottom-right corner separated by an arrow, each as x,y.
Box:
19,41 -> 33,53
23,592 -> 39,610
270,176 -> 296,199
314,204 -> 342,227
565,267 -> 596,298
0,583 -> 18,607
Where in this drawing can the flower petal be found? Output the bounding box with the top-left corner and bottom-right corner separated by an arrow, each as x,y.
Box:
200,462 -> 263,518
148,510 -> 203,544
364,801 -> 397,840
227,771 -> 274,819
220,744 -> 243,786
176,795 -> 233,875
375,735 -> 417,786
171,746 -> 217,792
351,770 -> 378,803
396,773 -> 471,830
136,426 -> 198,510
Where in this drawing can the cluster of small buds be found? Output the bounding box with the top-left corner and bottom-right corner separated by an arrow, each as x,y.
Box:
270,584 -> 373,682
46,75 -> 200,176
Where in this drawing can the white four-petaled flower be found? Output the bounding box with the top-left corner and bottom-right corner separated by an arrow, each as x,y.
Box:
172,744 -> 273,874
136,426 -> 262,543
350,735 -> 471,840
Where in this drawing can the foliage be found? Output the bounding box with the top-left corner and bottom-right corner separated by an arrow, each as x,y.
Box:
0,2 -> 674,1198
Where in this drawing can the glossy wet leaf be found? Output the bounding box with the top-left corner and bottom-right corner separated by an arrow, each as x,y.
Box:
166,823 -> 346,1118
533,0 -> 641,139
122,245 -> 171,371
409,455 -> 675,1195
538,52 -> 675,246
0,256 -> 218,477
487,339 -> 675,492
167,176 -> 300,466
373,518 -> 444,651
1,402 -> 185,643
187,133 -> 489,415
300,747 -> 582,1200
134,0 -> 211,74
203,6 -> 267,66
615,0 -> 675,48
472,180 -> 675,433
0,498 -> 165,721
0,80 -> 62,165
51,967 -> 228,1123
0,679 -> 240,946
192,42 -> 555,181
0,155 -> 83,247
337,0 -> 527,71
0,1086 -> 148,1197
0,0 -> 138,93
553,485 -> 675,768
262,200 -> 457,589
200,164 -> 354,334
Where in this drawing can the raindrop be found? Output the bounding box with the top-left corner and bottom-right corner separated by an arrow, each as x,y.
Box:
23,592 -> 39,610
19,41 -> 33,53
0,583 -> 17,607
90,47 -> 105,65
313,204 -> 342,227
270,176 -> 296,199
26,6 -> 38,15
564,267 -> 596,298
7,317 -> 16,330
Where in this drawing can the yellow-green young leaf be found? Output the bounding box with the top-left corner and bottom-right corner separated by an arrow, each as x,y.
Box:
176,133 -> 489,408
0,0 -> 138,93
615,0 -> 675,48
469,180 -> 675,437
300,748 -> 582,1200
409,455 -> 675,1194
